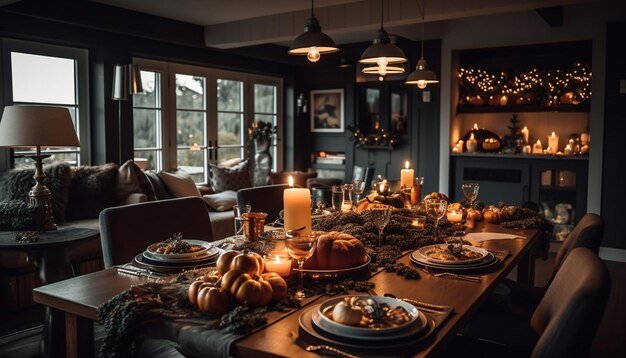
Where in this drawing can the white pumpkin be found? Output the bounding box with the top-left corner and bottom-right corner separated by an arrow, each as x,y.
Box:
332,298 -> 363,326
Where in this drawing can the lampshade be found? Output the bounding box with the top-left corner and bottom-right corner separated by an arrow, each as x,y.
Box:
112,63 -> 143,100
288,0 -> 338,62
359,28 -> 407,65
0,106 -> 80,148
405,58 -> 439,89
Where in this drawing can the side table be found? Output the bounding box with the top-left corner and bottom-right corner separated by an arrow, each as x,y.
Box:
0,226 -> 100,357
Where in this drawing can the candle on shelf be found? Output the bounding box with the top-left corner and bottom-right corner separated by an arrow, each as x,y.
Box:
548,131 -> 559,155
564,144 -> 573,156
456,140 -> 464,153
401,161 -> 414,190
283,176 -> 311,237
447,210 -> 463,223
452,146 -> 459,153
466,133 -> 478,153
521,126 -> 529,144
411,216 -> 426,230
473,123 -> 479,130
499,95 -> 508,106
532,140 -> 543,154
580,132 -> 590,146
264,253 -> 292,278
523,145 -> 531,155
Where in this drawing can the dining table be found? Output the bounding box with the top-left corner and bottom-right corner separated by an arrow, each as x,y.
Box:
33,221 -> 542,358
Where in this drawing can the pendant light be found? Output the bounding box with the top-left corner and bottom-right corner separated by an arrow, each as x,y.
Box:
289,0 -> 339,62
359,0 -> 407,79
405,0 -> 439,89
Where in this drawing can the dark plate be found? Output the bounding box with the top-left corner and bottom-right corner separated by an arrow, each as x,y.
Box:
409,251 -> 501,271
133,252 -> 218,273
296,256 -> 371,279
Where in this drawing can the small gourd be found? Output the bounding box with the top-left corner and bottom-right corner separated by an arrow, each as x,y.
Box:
332,297 -> 363,326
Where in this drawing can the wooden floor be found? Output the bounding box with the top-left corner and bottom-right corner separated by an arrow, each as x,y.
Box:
1,253 -> 625,357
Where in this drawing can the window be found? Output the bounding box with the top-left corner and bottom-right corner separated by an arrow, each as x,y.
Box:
1,39 -> 89,168
132,58 -> 283,183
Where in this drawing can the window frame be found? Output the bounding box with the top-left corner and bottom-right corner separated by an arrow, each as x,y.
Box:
1,38 -> 90,166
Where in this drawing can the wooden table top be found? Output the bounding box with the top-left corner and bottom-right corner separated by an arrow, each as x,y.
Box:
33,223 -> 541,358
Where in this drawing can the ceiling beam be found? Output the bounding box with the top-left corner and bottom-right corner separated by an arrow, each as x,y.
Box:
535,6 -> 564,27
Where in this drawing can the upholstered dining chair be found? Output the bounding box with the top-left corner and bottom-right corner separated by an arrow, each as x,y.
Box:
551,213 -> 604,280
236,184 -> 289,223
306,165 -> 375,190
99,197 -> 213,268
448,247 -> 610,358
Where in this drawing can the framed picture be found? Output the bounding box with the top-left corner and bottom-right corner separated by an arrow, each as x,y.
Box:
310,89 -> 344,133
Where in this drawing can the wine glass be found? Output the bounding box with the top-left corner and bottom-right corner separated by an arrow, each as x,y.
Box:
230,204 -> 251,245
371,205 -> 392,247
285,231 -> 318,299
425,199 -> 447,238
352,179 -> 365,203
462,183 -> 480,209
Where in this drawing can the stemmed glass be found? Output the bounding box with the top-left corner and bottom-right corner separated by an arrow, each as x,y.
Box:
371,205 -> 392,247
230,204 -> 251,245
285,231 -> 318,299
352,179 -> 365,203
462,183 -> 480,209
425,199 -> 447,238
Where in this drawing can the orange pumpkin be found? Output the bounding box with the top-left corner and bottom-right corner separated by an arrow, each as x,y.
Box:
197,286 -> 231,315
466,208 -> 483,222
216,251 -> 239,276
221,269 -> 273,307
229,250 -> 265,276
261,272 -> 288,302
188,280 -> 213,307
303,231 -> 368,270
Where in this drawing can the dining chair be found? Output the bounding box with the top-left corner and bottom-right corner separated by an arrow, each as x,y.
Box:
236,184 -> 289,223
306,165 -> 375,190
99,197 -> 214,268
448,247 -> 610,358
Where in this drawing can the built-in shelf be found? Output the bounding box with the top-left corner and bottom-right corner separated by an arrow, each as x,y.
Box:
450,152 -> 588,161
457,104 -> 590,114
311,163 -> 345,170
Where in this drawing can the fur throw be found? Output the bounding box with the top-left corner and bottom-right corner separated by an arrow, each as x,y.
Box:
65,163 -> 119,220
0,163 -> 72,222
0,200 -> 43,230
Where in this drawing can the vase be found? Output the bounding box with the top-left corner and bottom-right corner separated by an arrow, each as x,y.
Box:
253,137 -> 272,186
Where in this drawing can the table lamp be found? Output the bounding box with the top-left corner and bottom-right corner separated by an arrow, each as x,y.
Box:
0,106 -> 80,230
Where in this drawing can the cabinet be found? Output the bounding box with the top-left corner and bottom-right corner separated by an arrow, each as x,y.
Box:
451,154 -> 588,223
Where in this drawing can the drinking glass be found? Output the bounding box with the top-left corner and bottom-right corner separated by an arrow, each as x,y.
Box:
341,183 -> 354,212
232,205 -> 251,244
352,179 -> 365,202
425,199 -> 447,238
331,185 -> 343,212
462,183 -> 480,208
285,231 -> 318,299
371,205 -> 392,247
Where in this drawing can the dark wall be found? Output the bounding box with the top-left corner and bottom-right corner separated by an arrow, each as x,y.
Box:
601,21 -> 626,250
294,38 -> 442,193
0,0 -> 298,168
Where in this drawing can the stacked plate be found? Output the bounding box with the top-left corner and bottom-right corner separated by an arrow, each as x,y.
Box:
410,244 -> 499,271
299,295 -> 434,349
133,239 -> 220,273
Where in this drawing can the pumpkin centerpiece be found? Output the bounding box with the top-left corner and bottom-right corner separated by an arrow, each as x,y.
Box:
303,231 -> 368,270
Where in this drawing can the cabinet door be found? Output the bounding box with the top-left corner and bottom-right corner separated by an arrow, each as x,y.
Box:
453,158 -> 530,206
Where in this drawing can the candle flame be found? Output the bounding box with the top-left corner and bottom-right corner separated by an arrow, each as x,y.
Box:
473,123 -> 478,130
404,161 -> 409,169
537,140 -> 541,145
551,131 -> 556,137
288,176 -> 294,187
470,133 -> 475,140
523,126 -> 528,131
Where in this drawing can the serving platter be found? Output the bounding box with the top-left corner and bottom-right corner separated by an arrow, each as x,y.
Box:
142,246 -> 219,263
294,255 -> 371,279
299,305 -> 434,350
316,295 -> 421,337
146,239 -> 213,260
417,244 -> 489,265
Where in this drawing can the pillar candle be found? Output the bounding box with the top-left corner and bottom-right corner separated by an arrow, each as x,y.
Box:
284,176 -> 311,237
447,210 -> 463,223
548,132 -> 559,154
580,132 -> 590,146
401,161 -> 414,189
532,140 -> 543,154
564,144 -> 572,156
456,140 -> 464,153
264,253 -> 292,278
521,126 -> 529,144
523,145 -> 531,155
466,133 -> 478,153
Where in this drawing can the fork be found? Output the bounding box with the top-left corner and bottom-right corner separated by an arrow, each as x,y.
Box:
420,267 -> 481,282
305,345 -> 360,358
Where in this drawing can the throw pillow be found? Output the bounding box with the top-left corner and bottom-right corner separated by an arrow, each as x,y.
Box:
202,190 -> 237,212
0,200 -> 43,230
0,162 -> 72,222
210,160 -> 251,192
145,171 -> 169,200
65,163 -> 119,220
158,170 -> 201,198
116,160 -> 157,202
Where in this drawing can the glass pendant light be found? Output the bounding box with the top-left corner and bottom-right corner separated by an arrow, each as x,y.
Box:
359,0 -> 407,78
288,0 -> 339,62
405,0 -> 439,89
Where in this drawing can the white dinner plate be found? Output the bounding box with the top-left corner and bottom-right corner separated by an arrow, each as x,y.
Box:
410,250 -> 499,271
315,295 -> 421,338
299,305 -> 434,350
417,244 -> 489,265
146,239 -> 213,260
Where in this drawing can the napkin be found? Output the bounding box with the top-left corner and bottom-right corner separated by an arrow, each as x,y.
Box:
465,232 -> 525,244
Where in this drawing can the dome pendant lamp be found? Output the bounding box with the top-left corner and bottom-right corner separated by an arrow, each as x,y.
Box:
405,0 -> 439,89
359,0 -> 407,79
288,0 -> 339,62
